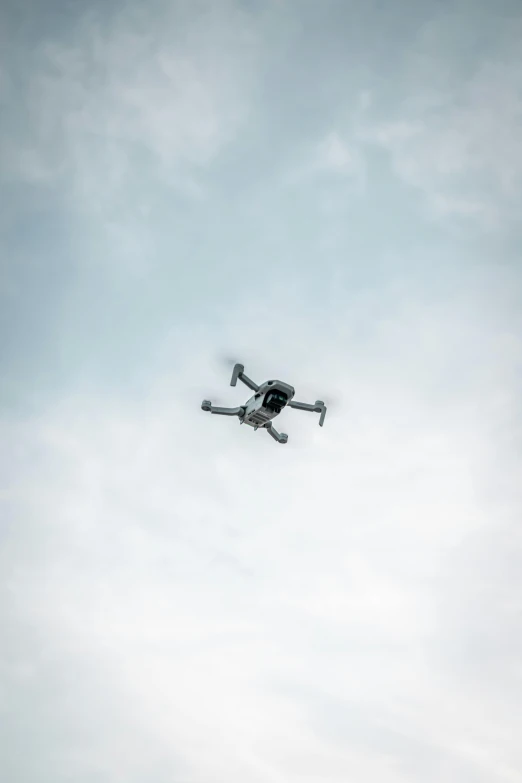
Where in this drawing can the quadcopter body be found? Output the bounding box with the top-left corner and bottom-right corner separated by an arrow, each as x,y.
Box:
201,363 -> 326,444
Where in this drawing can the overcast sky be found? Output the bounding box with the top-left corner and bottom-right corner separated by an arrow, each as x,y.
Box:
1,1 -> 522,781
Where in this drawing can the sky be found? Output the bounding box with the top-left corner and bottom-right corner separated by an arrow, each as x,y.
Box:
1,0 -> 522,781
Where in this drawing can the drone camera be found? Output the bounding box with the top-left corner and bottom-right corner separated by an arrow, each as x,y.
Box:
265,391 -> 288,413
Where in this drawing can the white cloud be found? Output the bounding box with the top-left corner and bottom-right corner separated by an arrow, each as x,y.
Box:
282,126 -> 366,195
317,132 -> 357,174
2,2 -> 258,212
355,18 -> 522,226
2,3 -> 522,781
2,277 -> 521,782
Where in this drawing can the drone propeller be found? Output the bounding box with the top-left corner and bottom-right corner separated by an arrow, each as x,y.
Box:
322,395 -> 339,409
187,380 -> 225,406
218,355 -> 244,370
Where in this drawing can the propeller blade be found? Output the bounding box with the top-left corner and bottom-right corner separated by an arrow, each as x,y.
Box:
219,355 -> 242,368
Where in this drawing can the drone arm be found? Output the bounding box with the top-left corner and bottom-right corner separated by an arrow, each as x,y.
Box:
288,399 -> 327,426
230,363 -> 259,392
201,401 -> 244,417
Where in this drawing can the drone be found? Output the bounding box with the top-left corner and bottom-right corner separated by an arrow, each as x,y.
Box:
201,362 -> 327,444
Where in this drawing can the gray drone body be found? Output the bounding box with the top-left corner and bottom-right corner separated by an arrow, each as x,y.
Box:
201,363 -> 326,444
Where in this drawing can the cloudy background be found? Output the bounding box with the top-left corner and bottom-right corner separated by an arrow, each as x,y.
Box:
1,0 -> 522,780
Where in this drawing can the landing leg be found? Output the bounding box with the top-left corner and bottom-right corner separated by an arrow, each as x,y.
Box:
201,400 -> 244,417
266,423 -> 288,444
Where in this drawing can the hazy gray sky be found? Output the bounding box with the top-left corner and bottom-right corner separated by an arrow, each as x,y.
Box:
1,1 -> 522,781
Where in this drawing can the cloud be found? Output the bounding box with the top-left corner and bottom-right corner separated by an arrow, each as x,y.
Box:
1,1 -> 259,212
278,131 -> 358,190
2,272 -> 521,782
355,9 -> 522,226
2,2 -> 522,781
315,132 -> 359,175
